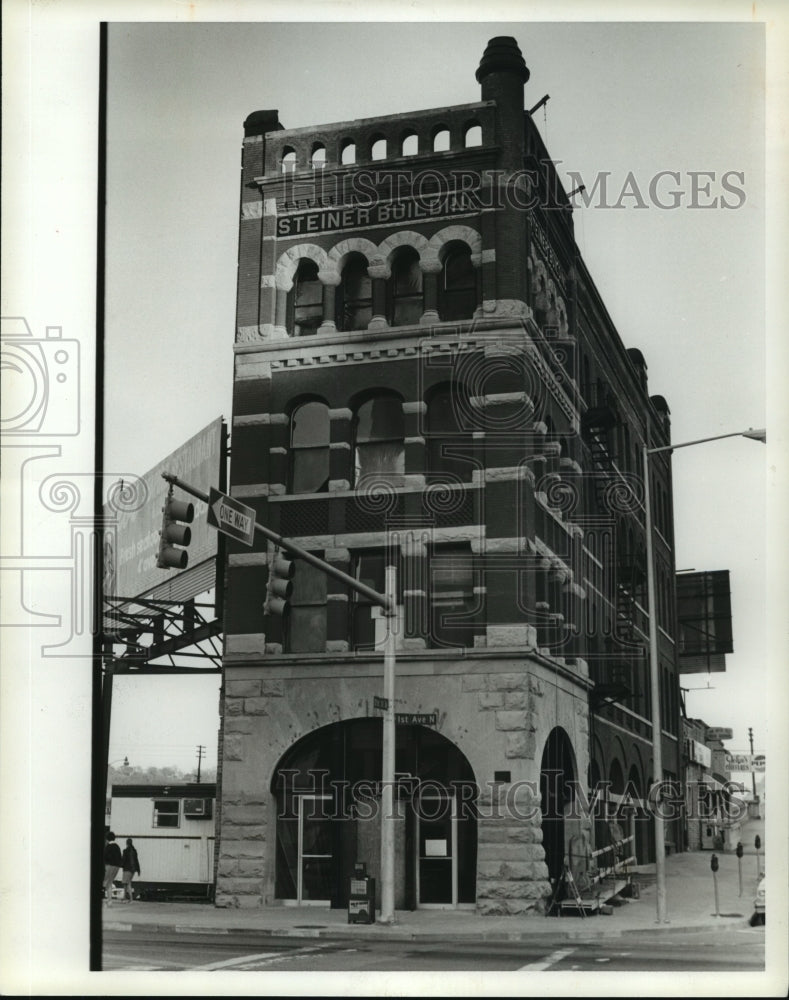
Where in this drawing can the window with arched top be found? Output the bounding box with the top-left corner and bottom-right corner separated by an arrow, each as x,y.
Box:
311,144 -> 326,168
438,242 -> 476,321
341,140 -> 356,165
426,383 -> 474,482
353,394 -> 405,488
401,132 -> 418,156
290,400 -> 330,494
386,246 -> 423,327
287,259 -> 323,337
371,135 -> 387,160
464,123 -> 482,147
432,128 -> 450,152
335,253 -> 372,332
281,147 -> 297,173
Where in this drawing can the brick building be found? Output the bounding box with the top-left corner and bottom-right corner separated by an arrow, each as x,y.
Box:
215,36 -> 682,914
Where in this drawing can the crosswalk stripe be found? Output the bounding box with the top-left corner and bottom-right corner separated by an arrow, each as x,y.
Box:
517,947 -> 575,971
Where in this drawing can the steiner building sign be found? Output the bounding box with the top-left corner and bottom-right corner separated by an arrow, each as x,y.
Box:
276,194 -> 479,238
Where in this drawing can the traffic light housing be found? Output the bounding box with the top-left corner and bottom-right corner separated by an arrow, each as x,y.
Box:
264,550 -> 295,616
157,490 -> 194,570
710,853 -> 719,873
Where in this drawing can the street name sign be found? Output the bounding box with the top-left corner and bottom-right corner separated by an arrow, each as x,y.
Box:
207,487 -> 255,546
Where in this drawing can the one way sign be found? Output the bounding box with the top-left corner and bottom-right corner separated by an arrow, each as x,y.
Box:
206,487 -> 256,546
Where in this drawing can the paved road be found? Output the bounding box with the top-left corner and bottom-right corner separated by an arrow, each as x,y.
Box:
103,927 -> 765,973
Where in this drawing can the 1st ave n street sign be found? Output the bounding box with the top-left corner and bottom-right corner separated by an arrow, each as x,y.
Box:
207,487 -> 255,546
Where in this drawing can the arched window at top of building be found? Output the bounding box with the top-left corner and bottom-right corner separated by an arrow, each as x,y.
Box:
335,253 -> 372,332
432,127 -> 450,152
371,135 -> 387,160
353,393 -> 405,488
401,132 -> 418,156
281,147 -> 297,173
311,144 -> 326,169
290,400 -> 330,494
387,246 -> 423,327
426,383 -> 474,483
464,123 -> 482,147
287,259 -> 323,337
438,242 -> 476,321
341,140 -> 356,165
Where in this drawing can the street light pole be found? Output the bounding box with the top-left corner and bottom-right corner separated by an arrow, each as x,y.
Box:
379,563 -> 398,924
642,426 -> 765,925
642,442 -> 668,923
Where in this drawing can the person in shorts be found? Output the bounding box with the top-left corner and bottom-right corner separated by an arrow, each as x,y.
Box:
103,832 -> 123,905
121,838 -> 141,902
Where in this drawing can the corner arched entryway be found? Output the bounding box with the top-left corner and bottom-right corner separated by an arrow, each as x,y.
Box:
540,726 -> 577,886
270,718 -> 477,909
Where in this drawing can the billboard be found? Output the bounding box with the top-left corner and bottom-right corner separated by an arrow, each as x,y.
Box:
104,418 -> 225,601
725,753 -> 766,773
676,570 -> 733,674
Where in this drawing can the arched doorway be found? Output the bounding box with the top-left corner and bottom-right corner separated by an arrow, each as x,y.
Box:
540,727 -> 577,886
271,719 -> 477,909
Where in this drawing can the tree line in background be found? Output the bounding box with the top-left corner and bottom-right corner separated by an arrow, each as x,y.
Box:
107,763 -> 218,786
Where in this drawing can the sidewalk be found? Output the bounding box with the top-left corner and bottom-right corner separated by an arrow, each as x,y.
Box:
104,817 -> 766,944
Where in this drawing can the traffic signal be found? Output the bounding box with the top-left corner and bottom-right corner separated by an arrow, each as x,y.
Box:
264,550 -> 295,616
710,853 -> 719,873
157,490 -> 194,569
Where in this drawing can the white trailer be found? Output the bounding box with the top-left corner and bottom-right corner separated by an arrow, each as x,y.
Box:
108,783 -> 216,899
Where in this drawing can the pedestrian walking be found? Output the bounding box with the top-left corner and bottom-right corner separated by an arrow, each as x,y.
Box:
121,838 -> 141,902
103,831 -> 123,905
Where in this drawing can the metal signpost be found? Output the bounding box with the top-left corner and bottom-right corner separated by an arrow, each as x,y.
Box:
163,472 -> 400,924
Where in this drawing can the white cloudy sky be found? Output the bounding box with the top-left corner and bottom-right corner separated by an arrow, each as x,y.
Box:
101,18 -> 777,772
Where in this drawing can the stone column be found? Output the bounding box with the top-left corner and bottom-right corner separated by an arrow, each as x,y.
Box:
325,547 -> 351,652
328,407 -> 353,492
419,257 -> 441,324
267,413 -> 290,493
402,400 -> 427,484
318,267 -> 339,335
367,262 -> 390,330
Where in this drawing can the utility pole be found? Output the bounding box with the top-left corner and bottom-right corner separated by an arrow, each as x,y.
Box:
748,727 -> 756,800
196,745 -> 205,782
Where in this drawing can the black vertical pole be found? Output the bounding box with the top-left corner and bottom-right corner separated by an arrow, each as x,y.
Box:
91,20 -> 109,972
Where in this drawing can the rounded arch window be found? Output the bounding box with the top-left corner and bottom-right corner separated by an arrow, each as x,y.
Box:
401,132 -> 418,156
438,241 -> 476,321
335,253 -> 372,332
432,127 -> 450,152
340,140 -> 356,165
464,123 -> 482,147
311,144 -> 327,169
353,393 -> 405,488
386,246 -> 423,327
281,147 -> 297,173
290,400 -> 330,494
371,135 -> 387,160
287,258 -> 323,337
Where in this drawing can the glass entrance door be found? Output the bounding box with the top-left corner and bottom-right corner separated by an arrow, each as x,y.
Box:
416,789 -> 457,906
298,794 -> 333,904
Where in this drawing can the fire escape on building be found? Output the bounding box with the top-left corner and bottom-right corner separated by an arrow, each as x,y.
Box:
581,383 -> 644,711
